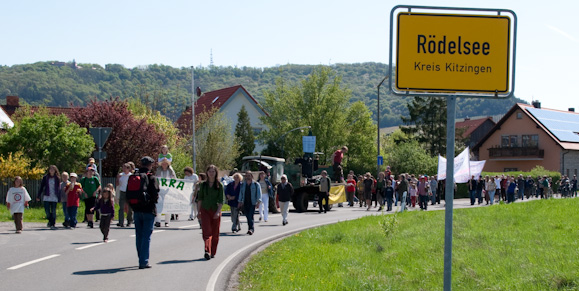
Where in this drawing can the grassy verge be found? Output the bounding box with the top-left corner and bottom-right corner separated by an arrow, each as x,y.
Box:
239,199 -> 579,290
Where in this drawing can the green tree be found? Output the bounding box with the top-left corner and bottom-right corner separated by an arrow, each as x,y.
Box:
401,96 -> 447,156
0,108 -> 95,172
194,110 -> 239,173
234,105 -> 255,167
386,139 -> 438,176
259,67 -> 351,162
343,101 -> 377,175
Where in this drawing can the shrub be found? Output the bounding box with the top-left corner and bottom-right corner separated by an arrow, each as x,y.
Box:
0,152 -> 45,181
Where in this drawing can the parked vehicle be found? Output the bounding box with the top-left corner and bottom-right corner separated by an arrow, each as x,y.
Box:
241,155 -> 342,213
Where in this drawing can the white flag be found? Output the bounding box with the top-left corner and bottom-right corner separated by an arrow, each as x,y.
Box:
469,160 -> 486,179
437,147 -> 474,183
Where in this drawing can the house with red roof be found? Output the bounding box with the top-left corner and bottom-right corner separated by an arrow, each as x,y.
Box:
176,85 -> 268,152
455,117 -> 495,149
1,96 -> 77,119
473,101 -> 579,175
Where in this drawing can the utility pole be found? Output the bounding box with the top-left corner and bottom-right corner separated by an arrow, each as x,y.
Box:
377,74 -> 389,177
191,66 -> 197,172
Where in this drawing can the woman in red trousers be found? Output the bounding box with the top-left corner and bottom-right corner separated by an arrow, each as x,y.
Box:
197,165 -> 224,260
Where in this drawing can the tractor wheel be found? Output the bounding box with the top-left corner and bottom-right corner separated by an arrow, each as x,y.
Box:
293,192 -> 309,213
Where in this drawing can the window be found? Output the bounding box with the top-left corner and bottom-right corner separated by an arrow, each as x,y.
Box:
516,112 -> 522,119
522,134 -> 539,148
509,135 -> 518,147
501,135 -> 510,147
504,168 -> 518,172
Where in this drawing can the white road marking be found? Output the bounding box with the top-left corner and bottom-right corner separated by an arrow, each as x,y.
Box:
75,240 -> 117,250
7,254 -> 60,270
178,225 -> 197,229
129,229 -> 165,237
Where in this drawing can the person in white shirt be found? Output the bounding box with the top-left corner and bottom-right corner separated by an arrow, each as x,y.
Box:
184,167 -> 199,221
6,176 -> 32,233
116,163 -> 133,227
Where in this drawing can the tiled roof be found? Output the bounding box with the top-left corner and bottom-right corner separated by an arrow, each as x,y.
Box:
175,85 -> 266,134
474,103 -> 579,151
455,117 -> 494,138
0,104 -> 77,118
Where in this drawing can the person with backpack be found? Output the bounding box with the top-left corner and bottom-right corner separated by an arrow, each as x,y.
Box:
127,156 -> 159,269
197,165 -> 225,260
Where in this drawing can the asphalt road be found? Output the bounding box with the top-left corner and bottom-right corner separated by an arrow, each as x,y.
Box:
0,197 -> 534,291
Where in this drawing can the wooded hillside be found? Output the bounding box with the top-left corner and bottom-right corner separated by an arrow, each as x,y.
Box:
0,61 -> 522,126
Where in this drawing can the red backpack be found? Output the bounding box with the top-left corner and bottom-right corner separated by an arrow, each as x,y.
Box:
126,170 -> 150,208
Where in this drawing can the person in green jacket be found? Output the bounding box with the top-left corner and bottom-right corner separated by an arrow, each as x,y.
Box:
197,165 -> 224,260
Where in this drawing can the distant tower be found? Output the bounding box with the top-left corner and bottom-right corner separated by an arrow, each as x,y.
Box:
210,49 -> 214,67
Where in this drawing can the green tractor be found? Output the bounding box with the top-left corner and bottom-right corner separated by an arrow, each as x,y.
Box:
241,155 -> 336,213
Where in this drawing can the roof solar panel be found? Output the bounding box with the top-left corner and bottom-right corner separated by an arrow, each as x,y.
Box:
526,107 -> 579,143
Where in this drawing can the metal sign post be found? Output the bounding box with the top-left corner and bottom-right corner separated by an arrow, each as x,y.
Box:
89,127 -> 112,178
443,96 -> 456,290
389,6 -> 517,290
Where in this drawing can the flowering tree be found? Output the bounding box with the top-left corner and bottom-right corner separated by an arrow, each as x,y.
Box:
70,98 -> 167,177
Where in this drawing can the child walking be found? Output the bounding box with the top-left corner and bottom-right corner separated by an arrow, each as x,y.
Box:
92,188 -> 115,242
409,181 -> 418,208
6,177 -> 32,233
65,173 -> 83,229
60,172 -> 70,227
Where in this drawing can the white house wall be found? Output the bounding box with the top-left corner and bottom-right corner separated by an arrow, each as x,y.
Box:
219,90 -> 266,153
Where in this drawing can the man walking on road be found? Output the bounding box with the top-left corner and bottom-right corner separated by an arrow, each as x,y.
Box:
238,171 -> 261,235
130,156 -> 159,269
276,175 -> 294,225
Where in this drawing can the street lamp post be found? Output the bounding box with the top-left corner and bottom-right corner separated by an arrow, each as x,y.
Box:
191,66 -> 197,172
377,74 -> 389,177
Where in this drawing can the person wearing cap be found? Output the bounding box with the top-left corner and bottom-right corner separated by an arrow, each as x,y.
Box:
132,156 -> 160,269
65,173 -> 82,228
276,174 -> 294,225
87,157 -> 98,173
80,166 -> 100,228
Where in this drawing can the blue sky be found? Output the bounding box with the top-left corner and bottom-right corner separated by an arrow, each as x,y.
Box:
1,0 -> 577,110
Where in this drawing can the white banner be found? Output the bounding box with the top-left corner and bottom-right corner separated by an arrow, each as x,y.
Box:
469,160 -> 486,179
454,147 -> 471,183
437,147 -> 481,183
157,178 -> 195,214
